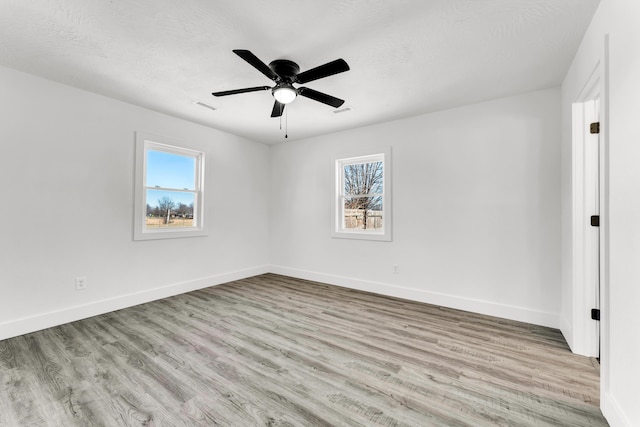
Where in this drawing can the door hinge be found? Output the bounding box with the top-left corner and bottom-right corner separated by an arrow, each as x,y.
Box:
590,122 -> 600,134
591,308 -> 601,321
590,215 -> 600,227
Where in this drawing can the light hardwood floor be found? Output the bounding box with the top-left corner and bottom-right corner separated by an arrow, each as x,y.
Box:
0,274 -> 607,426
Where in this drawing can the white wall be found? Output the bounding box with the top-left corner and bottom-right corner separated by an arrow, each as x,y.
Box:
562,0 -> 640,425
0,66 -> 270,340
270,88 -> 562,328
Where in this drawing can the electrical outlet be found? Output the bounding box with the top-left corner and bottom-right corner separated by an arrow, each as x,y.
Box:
75,276 -> 87,290
393,264 -> 400,274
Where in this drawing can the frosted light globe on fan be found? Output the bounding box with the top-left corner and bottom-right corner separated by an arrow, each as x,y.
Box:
272,84 -> 297,104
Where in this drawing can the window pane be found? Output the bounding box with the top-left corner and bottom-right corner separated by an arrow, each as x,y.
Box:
146,150 -> 196,190
343,196 -> 383,230
333,150 -> 390,241
343,161 -> 383,195
145,189 -> 195,228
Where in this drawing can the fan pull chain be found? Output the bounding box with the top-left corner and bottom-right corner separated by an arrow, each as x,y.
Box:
285,108 -> 288,139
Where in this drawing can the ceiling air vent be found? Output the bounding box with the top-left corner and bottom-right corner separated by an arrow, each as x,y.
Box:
195,101 -> 217,111
333,107 -> 351,114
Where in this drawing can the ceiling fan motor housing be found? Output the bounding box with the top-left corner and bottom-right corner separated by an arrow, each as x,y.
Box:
269,59 -> 300,82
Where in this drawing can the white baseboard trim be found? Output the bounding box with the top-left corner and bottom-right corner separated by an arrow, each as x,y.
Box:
602,392 -> 633,427
0,264 -> 269,341
269,265 -> 561,329
559,315 -> 575,351
0,264 -> 562,340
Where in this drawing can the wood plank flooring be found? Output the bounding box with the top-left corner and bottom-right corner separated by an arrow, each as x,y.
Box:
0,274 -> 608,426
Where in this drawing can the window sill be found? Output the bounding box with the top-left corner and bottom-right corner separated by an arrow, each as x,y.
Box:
332,229 -> 391,241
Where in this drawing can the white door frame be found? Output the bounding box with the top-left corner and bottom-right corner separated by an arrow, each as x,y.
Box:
571,63 -> 603,358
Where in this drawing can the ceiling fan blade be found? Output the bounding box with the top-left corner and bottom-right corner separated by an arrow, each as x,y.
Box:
295,58 -> 350,84
233,49 -> 279,82
212,86 -> 271,97
271,100 -> 285,118
298,87 -> 345,108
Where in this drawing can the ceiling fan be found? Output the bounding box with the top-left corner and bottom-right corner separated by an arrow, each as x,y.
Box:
212,49 -> 350,118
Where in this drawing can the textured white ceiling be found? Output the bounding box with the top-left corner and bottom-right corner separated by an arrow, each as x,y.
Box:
0,0 -> 599,144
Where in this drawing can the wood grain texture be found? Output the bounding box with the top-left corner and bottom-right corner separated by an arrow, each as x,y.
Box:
0,274 -> 607,426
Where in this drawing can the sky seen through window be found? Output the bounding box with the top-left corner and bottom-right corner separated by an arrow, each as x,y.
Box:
146,150 -> 196,208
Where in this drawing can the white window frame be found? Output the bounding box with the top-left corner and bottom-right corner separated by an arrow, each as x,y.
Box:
134,132 -> 206,240
332,148 -> 392,241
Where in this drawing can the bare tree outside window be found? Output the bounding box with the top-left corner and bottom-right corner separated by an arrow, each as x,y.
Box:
145,197 -> 195,228
157,196 -> 176,224
343,161 -> 383,230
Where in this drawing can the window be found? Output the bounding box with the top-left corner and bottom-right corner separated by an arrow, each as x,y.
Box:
134,132 -> 206,240
333,149 -> 391,241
